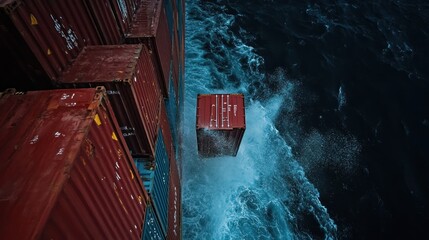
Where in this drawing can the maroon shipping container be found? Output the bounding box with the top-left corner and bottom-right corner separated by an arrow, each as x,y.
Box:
0,15 -> 52,91
83,0 -> 122,44
196,94 -> 246,157
59,45 -> 162,158
0,87 -> 148,239
126,0 -> 172,98
0,0 -> 101,81
167,151 -> 182,240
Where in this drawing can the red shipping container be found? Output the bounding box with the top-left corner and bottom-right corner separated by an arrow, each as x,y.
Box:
59,44 -> 162,158
0,87 -> 147,239
0,18 -> 52,91
83,0 -> 122,44
167,150 -> 182,240
196,94 -> 246,157
0,0 -> 101,81
126,0 -> 172,98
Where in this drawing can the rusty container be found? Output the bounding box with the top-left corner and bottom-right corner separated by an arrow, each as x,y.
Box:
196,94 -> 246,157
0,87 -> 148,239
126,0 -> 172,98
0,0 -> 101,81
59,44 -> 162,158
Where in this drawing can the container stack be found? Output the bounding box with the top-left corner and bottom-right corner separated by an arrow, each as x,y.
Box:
0,88 -> 148,239
0,0 -> 185,239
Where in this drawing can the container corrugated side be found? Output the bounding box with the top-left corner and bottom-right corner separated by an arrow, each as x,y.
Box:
0,87 -> 147,239
0,0 -> 101,81
126,0 -> 172,98
59,44 -> 162,158
197,128 -> 245,157
152,128 -> 170,236
0,14 -> 52,91
143,205 -> 164,240
83,0 -> 122,44
167,151 -> 181,240
109,0 -> 133,35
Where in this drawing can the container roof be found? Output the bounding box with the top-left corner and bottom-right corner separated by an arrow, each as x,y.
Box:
127,0 -> 162,37
196,94 -> 246,130
60,45 -> 142,83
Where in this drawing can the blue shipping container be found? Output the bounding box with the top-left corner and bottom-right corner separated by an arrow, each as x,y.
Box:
133,129 -> 170,236
143,205 -> 164,240
153,129 -> 170,235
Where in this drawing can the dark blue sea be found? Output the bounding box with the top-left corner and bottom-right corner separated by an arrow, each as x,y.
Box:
182,1 -> 429,239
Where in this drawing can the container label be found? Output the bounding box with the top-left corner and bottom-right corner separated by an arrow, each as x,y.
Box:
107,90 -> 121,95
94,114 -> 102,126
51,14 -> 78,50
112,132 -> 118,141
117,0 -> 128,20
30,14 -> 38,25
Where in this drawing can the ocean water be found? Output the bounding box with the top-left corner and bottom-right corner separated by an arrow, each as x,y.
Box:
182,1 -> 429,239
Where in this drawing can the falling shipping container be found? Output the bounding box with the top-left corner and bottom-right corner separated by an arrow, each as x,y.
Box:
0,0 -> 102,81
126,0 -> 172,97
59,44 -> 162,158
0,87 -> 148,239
196,94 -> 246,157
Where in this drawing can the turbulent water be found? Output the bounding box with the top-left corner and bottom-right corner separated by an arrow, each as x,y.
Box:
182,1 -> 429,239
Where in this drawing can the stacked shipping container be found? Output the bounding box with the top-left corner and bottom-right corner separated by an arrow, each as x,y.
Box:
0,88 -> 148,239
59,44 -> 161,158
0,0 -> 184,239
